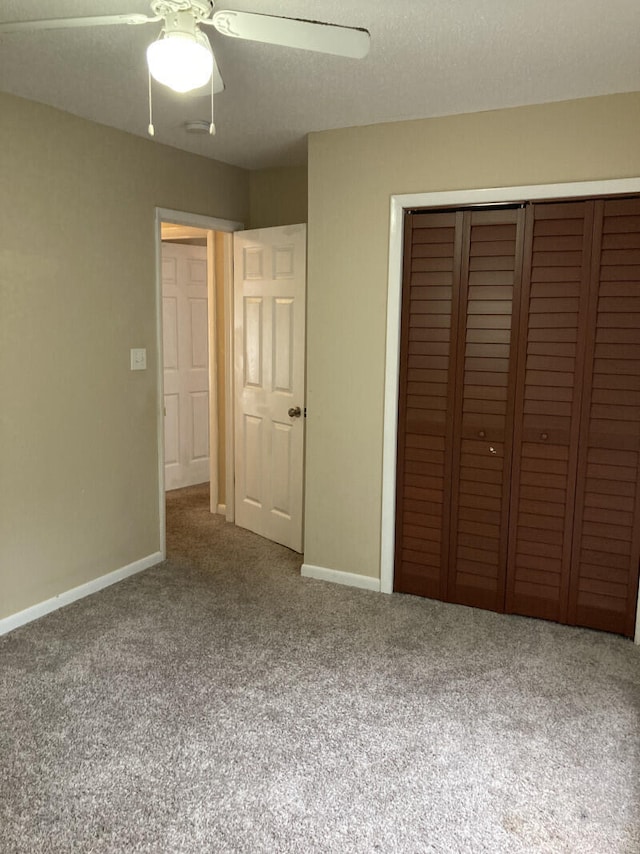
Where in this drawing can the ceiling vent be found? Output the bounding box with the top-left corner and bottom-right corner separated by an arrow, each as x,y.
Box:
184,119 -> 212,134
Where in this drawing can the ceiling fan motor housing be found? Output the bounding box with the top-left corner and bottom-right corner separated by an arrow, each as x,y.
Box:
151,0 -> 214,23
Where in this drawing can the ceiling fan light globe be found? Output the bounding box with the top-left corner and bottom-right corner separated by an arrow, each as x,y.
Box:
147,31 -> 213,93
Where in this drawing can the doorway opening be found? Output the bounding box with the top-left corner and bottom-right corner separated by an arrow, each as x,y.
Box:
155,208 -> 243,559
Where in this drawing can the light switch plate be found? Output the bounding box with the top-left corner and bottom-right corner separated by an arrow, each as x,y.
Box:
130,348 -> 147,371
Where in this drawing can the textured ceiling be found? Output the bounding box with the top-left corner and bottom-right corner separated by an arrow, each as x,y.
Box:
1,0 -> 639,170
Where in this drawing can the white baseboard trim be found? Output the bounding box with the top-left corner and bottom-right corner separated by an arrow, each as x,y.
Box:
0,551 -> 163,637
217,503 -> 226,516
301,563 -> 381,592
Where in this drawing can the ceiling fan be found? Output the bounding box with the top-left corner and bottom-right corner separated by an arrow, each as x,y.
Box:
0,1 -> 370,134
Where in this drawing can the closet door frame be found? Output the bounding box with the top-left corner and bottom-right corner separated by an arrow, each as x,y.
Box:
381,177 -> 640,645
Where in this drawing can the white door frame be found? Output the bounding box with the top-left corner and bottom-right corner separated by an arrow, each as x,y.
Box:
155,207 -> 244,559
380,178 -> 640,644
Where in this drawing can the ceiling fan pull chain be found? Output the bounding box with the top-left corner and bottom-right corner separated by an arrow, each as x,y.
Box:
209,73 -> 216,136
148,70 -> 155,137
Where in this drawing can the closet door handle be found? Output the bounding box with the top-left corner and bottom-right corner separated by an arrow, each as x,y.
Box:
540,432 -> 549,441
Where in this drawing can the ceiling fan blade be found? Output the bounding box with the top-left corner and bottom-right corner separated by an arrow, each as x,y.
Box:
0,14 -> 161,35
207,11 -> 370,59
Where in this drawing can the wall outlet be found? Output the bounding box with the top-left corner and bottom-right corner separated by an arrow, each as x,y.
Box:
130,348 -> 147,371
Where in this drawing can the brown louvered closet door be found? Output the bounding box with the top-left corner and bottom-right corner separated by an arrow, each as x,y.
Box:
394,212 -> 462,597
506,201 -> 594,623
568,198 -> 640,636
395,198 -> 640,638
447,209 -> 524,611
395,208 -> 523,606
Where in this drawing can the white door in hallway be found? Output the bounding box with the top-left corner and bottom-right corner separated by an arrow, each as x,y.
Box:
234,224 -> 306,552
162,242 -> 210,491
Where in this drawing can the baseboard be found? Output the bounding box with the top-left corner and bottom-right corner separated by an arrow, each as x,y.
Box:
217,503 -> 226,516
301,563 -> 381,592
0,551 -> 163,637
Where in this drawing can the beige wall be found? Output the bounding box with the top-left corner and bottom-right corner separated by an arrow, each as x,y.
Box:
0,92 -> 248,619
249,165 -> 308,229
305,92 -> 640,581
5,89 -> 639,621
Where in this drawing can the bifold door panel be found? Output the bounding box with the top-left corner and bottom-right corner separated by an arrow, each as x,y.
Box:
395,198 -> 640,637
506,202 -> 594,623
569,199 -> 640,637
394,211 -> 459,600
447,209 -> 524,612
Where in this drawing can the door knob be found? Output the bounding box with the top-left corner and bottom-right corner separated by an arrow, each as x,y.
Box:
288,406 -> 302,418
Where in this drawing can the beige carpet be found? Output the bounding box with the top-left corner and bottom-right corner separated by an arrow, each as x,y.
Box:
1,482 -> 639,853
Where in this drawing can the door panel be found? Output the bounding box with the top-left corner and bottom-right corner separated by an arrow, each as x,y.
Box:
569,198 -> 640,636
447,209 -> 524,611
394,212 -> 462,597
507,202 -> 594,622
162,242 -> 210,491
164,393 -> 179,466
233,224 -> 306,552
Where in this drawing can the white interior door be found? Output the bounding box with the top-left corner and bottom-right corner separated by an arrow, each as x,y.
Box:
233,224 -> 306,552
162,242 -> 210,491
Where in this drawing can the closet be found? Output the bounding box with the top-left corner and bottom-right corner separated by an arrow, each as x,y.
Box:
394,197 -> 640,638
